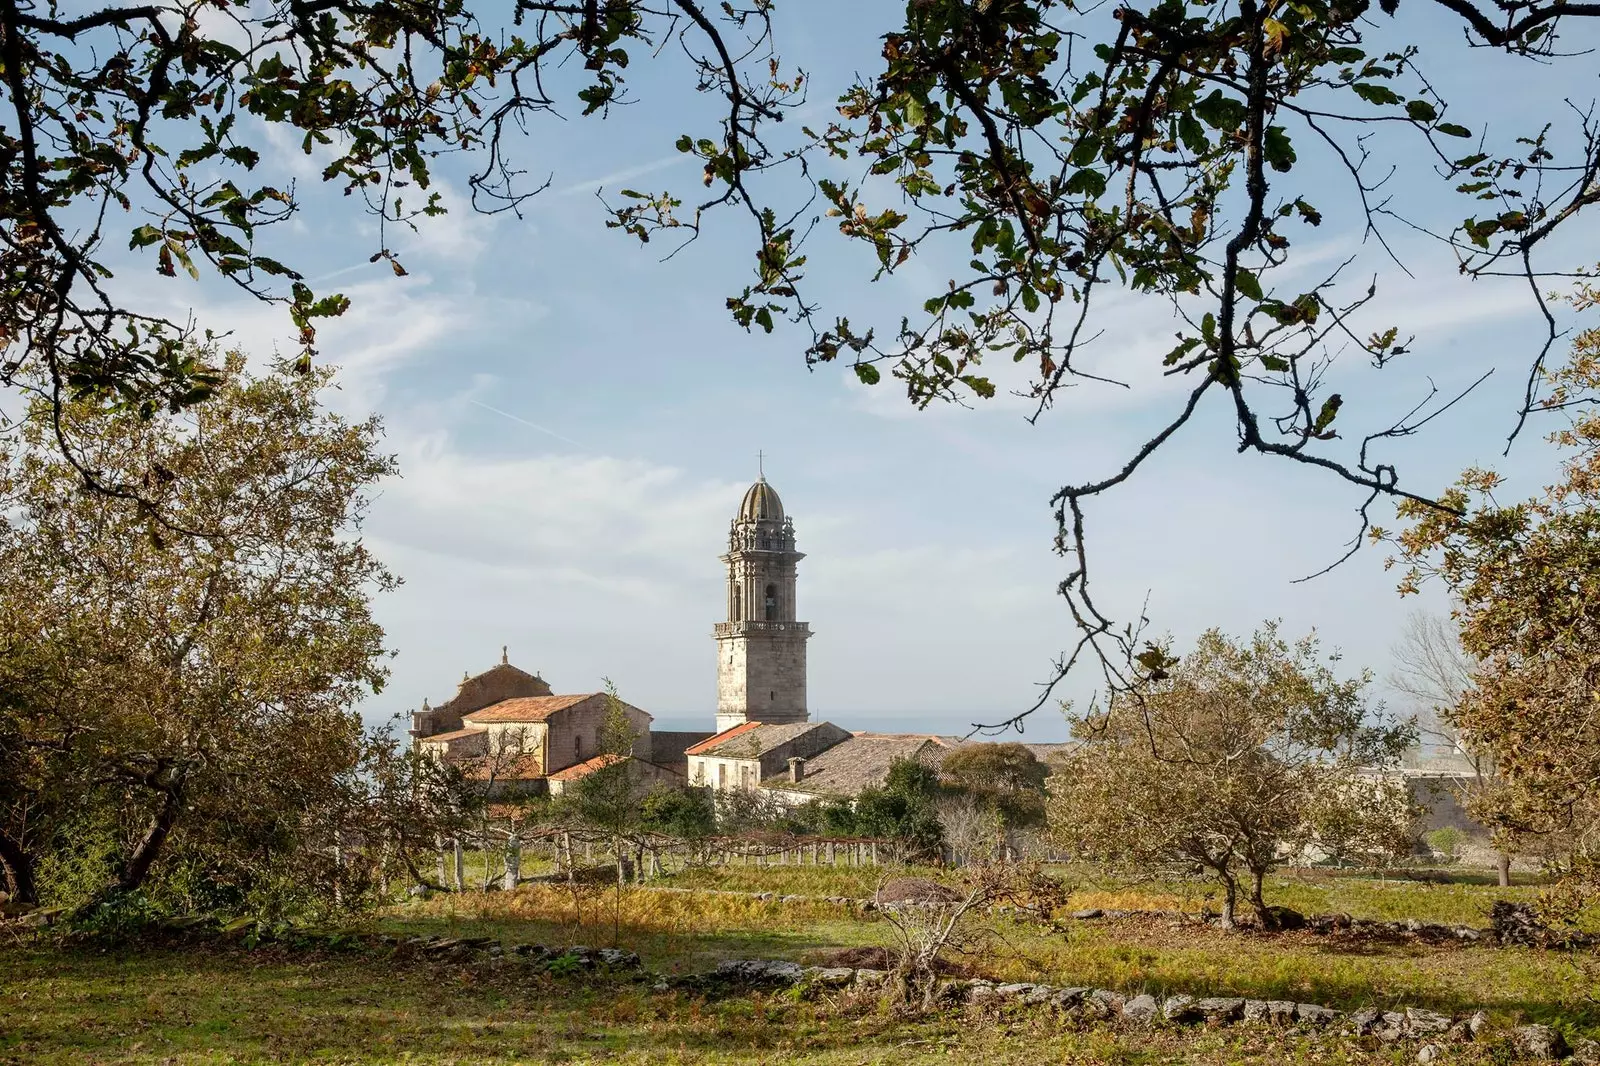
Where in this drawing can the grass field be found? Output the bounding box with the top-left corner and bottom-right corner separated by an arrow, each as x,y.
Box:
665,861 -> 1555,927
1,939 -> 1581,1066
4,866 -> 1595,1065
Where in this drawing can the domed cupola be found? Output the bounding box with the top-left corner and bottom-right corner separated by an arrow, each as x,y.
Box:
738,477 -> 784,523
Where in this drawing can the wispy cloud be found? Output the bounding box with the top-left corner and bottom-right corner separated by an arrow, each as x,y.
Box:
551,153 -> 689,197
466,398 -> 586,447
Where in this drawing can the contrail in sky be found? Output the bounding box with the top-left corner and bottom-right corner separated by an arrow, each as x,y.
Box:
467,398 -> 584,448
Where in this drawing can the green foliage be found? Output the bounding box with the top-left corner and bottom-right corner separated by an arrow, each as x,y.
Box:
1388,281 -> 1600,871
821,758 -> 946,860
940,743 -> 1050,830
1427,828 -> 1467,862
1050,623 -> 1417,928
0,356 -> 425,916
640,786 -> 718,840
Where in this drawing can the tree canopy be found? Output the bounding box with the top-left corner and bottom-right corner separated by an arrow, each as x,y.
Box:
1048,622 -> 1415,927
6,0 -> 1599,712
0,356 -> 400,913
1386,275 -> 1600,867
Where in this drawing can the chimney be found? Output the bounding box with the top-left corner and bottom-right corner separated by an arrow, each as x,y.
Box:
788,756 -> 805,784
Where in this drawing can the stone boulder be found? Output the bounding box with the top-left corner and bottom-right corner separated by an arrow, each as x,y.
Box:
1512,1024 -> 1568,1060
1121,994 -> 1159,1024
713,959 -> 804,985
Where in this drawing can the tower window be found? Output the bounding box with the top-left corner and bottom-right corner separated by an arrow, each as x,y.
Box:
764,584 -> 777,621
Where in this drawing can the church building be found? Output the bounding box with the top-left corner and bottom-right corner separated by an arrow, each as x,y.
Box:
410,470 -> 1060,801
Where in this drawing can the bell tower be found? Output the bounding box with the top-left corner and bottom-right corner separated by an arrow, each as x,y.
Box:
714,472 -> 811,732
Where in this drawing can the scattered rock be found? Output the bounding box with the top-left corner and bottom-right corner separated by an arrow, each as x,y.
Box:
995,982 -> 1039,1001
1086,989 -> 1125,1017
1405,1008 -> 1454,1038
597,948 -> 640,969
1121,994 -> 1159,1024
1242,1000 -> 1271,1024
1196,997 -> 1245,1023
713,959 -> 803,985
1349,1009 -> 1381,1036
1490,901 -> 1550,947
1162,994 -> 1198,1022
1569,1037 -> 1600,1064
1049,987 -> 1090,1010
804,967 -> 856,988
1264,906 -> 1307,930
964,980 -> 999,1006
1512,1024 -> 1568,1060
1374,1012 -> 1410,1042
1467,1011 -> 1489,1039
407,884 -> 431,900
1070,908 -> 1104,920
1296,1003 -> 1340,1026
1266,1001 -> 1298,1026
853,968 -> 889,990
1416,1042 -> 1443,1064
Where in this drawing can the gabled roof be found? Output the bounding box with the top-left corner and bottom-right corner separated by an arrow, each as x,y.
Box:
463,753 -> 543,781
548,753 -> 626,782
688,721 -> 844,759
685,720 -> 763,756
465,693 -> 597,723
417,726 -> 488,744
762,735 -> 938,797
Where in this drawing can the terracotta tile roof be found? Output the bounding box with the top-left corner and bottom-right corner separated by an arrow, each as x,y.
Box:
548,753 -> 626,782
689,721 -> 847,759
464,693 -> 597,723
418,726 -> 487,744
684,720 -> 762,755
464,753 -> 544,780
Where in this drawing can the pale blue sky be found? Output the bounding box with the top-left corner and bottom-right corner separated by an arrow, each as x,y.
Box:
130,1 -> 1598,737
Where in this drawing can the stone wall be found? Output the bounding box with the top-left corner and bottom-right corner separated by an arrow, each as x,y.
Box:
716,624 -> 810,729
544,695 -> 652,774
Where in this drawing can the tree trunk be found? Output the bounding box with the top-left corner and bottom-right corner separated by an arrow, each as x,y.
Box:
0,834 -> 38,906
1498,852 -> 1512,888
1248,868 -> 1272,929
114,776 -> 186,896
1218,870 -> 1239,930
452,838 -> 465,891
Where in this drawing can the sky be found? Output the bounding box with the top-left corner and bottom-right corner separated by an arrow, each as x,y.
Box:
128,0 -> 1600,738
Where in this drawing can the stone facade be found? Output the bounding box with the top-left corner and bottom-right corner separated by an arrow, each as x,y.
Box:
715,477 -> 811,731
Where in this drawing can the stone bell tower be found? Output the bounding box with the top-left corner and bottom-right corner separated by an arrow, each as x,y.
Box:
714,473 -> 811,732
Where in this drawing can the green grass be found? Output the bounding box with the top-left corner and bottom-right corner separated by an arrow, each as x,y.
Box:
5,869 -> 1596,1065
0,941 -> 1565,1065
376,880 -> 1599,1031
666,861 -> 1558,928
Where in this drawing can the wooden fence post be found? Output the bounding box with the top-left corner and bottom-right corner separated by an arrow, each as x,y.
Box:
452,837 -> 465,891
331,830 -> 344,909
503,831 -> 521,891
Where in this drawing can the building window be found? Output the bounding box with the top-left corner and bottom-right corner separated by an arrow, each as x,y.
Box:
717,763 -> 726,788
575,734 -> 583,760
764,584 -> 777,620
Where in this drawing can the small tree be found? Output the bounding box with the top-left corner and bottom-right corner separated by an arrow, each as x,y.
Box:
1049,623 -> 1415,929
567,682 -> 649,944
0,355 -> 397,916
940,743 -> 1049,857
875,860 -> 1065,1011
1385,287 -> 1600,879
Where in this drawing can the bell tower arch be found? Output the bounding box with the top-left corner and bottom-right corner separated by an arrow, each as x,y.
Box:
714,473 -> 811,732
